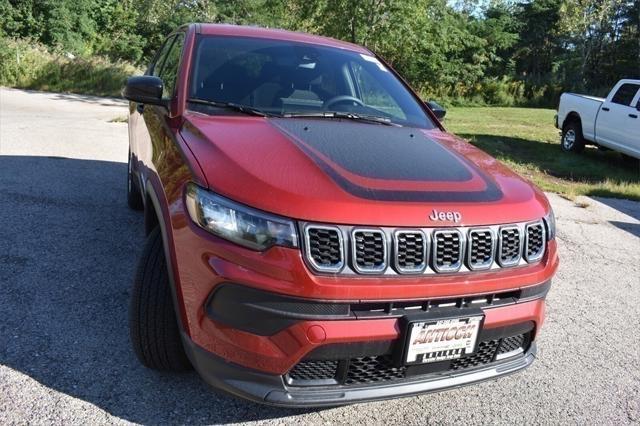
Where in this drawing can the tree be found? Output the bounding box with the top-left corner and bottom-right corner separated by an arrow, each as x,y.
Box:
513,0 -> 563,85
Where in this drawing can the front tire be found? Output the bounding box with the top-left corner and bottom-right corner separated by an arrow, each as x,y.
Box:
129,227 -> 192,371
561,121 -> 585,153
127,149 -> 144,211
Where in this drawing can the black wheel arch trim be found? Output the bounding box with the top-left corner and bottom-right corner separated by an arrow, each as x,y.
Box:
144,181 -> 189,335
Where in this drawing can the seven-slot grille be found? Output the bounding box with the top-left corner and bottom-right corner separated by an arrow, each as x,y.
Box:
352,230 -> 387,273
498,226 -> 521,266
525,222 -> 546,262
432,230 -> 463,272
467,229 -> 494,270
303,220 -> 546,275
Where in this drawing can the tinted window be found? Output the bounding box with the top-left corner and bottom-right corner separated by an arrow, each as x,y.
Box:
351,61 -> 405,120
189,36 -> 434,128
150,36 -> 175,77
159,34 -> 184,98
611,83 -> 640,106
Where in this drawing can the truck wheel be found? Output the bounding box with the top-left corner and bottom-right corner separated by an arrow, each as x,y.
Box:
129,227 -> 192,371
127,149 -> 144,211
561,122 -> 585,153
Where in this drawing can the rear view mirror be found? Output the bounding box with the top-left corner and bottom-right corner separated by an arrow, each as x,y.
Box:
426,100 -> 446,120
123,76 -> 165,106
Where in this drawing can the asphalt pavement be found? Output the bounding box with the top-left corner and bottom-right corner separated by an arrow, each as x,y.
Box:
0,88 -> 639,425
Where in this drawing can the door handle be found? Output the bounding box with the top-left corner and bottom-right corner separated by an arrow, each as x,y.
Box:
629,113 -> 638,119
601,107 -> 610,111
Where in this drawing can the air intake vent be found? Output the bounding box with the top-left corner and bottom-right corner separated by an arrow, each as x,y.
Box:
525,222 -> 546,262
432,230 -> 463,272
352,229 -> 386,273
467,229 -> 494,270
288,360 -> 338,382
498,226 -> 521,266
394,231 -> 428,274
304,226 -> 344,272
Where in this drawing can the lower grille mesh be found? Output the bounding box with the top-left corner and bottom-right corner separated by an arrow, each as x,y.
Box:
345,356 -> 406,385
288,360 -> 338,381
450,340 -> 499,370
497,334 -> 525,354
286,333 -> 529,387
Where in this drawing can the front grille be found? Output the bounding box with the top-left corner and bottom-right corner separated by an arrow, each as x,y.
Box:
345,356 -> 406,385
352,230 -> 386,273
302,220 -> 546,275
525,222 -> 545,262
394,231 -> 427,273
498,226 -> 521,266
433,230 -> 463,272
286,332 -> 530,387
467,229 -> 494,270
304,226 -> 344,272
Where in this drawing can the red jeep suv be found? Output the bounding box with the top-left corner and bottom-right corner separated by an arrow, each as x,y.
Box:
124,24 -> 558,407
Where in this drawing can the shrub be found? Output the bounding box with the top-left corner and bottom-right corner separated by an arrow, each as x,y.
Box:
0,37 -> 141,97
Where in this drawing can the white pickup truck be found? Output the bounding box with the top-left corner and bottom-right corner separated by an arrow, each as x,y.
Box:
556,79 -> 640,160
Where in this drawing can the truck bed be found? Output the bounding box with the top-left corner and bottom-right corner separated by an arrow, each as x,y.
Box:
557,93 -> 603,141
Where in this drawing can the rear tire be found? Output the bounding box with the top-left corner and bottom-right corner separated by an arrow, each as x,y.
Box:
127,149 -> 144,211
561,121 -> 585,153
129,227 -> 192,371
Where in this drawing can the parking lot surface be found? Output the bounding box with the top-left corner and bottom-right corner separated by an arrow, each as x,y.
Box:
1,88 -> 639,424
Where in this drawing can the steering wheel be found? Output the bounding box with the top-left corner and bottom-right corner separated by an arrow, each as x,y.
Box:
324,95 -> 365,110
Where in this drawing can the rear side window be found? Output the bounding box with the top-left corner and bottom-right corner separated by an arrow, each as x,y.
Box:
159,34 -> 185,99
611,84 -> 640,106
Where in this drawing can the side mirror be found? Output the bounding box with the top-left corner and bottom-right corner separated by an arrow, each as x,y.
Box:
123,76 -> 165,106
426,100 -> 446,120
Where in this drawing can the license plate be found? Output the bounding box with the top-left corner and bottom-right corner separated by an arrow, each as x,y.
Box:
404,316 -> 482,364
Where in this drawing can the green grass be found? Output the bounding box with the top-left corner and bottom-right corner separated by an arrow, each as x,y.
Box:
446,107 -> 640,201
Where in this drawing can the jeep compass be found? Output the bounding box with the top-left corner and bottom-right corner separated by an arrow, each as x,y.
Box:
123,24 -> 558,407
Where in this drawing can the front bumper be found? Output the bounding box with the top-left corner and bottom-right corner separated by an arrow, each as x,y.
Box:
183,332 -> 537,408
184,283 -> 546,407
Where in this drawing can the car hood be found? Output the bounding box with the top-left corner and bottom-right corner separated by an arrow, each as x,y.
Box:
180,113 -> 550,226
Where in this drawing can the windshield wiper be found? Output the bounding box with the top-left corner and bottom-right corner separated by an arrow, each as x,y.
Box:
188,98 -> 273,117
283,111 -> 395,126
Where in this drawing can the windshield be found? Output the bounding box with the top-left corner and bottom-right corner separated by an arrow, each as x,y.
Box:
189,35 -> 435,129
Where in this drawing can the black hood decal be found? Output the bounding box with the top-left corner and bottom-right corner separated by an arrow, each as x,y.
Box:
270,118 -> 503,202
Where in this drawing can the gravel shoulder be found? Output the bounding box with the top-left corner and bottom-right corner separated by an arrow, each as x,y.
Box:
1,88 -> 638,425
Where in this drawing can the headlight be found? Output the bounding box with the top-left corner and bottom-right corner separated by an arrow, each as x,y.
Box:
185,183 -> 298,251
543,208 -> 556,240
